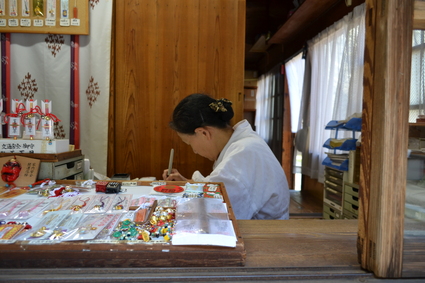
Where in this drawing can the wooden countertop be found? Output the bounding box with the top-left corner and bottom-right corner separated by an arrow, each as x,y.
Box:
1,219 -> 375,282
239,219 -> 360,268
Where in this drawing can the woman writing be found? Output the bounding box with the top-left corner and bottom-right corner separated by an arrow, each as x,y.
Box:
162,93 -> 289,220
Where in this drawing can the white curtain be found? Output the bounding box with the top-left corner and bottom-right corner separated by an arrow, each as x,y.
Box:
255,64 -> 285,160
79,0 -> 113,176
304,3 -> 365,182
285,52 -> 305,134
10,33 -> 71,137
6,0 -> 113,176
410,30 -> 425,122
255,72 -> 274,144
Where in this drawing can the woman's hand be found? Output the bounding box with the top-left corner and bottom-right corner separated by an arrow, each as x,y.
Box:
162,168 -> 188,181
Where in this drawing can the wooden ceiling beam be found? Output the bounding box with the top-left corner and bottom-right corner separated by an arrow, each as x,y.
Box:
268,0 -> 340,45
414,1 -> 425,29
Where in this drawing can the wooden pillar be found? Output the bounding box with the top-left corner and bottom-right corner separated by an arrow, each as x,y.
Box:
282,73 -> 294,190
358,0 -> 413,278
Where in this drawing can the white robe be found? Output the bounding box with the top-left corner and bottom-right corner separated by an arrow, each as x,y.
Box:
192,120 -> 290,220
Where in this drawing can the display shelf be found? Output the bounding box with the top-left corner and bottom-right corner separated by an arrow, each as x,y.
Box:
322,156 -> 349,171
322,117 -> 361,220
323,203 -> 342,219
325,117 -> 362,131
323,138 -> 358,151
0,0 -> 89,35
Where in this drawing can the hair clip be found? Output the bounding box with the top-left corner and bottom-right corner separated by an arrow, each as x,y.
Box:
209,98 -> 232,112
209,101 -> 227,112
218,98 -> 232,105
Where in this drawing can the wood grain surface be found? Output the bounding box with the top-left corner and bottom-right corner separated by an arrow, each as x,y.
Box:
109,0 -> 245,181
359,0 -> 413,278
1,219 -> 375,282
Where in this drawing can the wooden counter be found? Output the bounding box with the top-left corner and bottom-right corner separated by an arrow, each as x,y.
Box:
1,219 -> 377,282
240,219 -> 360,268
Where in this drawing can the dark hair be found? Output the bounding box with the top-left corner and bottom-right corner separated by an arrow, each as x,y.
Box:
169,93 -> 234,134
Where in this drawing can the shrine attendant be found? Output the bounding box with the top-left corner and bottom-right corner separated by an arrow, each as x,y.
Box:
162,93 -> 290,220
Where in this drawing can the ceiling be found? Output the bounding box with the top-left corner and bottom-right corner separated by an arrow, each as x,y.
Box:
245,0 -> 299,71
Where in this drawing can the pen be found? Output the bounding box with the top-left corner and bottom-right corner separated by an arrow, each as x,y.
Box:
167,148 -> 174,176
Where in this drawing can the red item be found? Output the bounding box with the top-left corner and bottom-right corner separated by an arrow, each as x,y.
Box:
153,185 -> 184,194
1,158 -> 21,184
54,187 -> 66,196
96,181 -> 109,193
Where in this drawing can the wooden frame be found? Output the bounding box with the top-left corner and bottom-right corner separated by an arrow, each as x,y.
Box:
0,0 -> 89,35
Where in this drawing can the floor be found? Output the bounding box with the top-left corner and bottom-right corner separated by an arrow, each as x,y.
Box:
289,189 -> 323,219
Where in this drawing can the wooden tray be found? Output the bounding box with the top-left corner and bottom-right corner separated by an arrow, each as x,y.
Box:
0,181 -> 246,268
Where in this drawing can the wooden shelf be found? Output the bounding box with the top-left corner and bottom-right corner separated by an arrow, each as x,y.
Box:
0,0 -> 89,35
0,149 -> 82,162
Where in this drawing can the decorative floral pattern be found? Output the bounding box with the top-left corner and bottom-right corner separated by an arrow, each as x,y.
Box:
17,72 -> 38,100
1,55 -> 8,65
86,76 -> 100,108
70,121 -> 78,131
54,122 -> 66,139
45,34 -> 65,57
90,0 -> 100,9
71,61 -> 78,71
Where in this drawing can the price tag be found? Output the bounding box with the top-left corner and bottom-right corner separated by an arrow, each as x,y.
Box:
45,19 -> 55,26
60,19 -> 69,26
33,19 -> 43,27
20,18 -> 31,27
8,19 -> 18,26
70,18 -> 80,26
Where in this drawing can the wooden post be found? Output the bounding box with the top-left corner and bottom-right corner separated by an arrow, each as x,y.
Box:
282,74 -> 294,189
358,0 -> 413,278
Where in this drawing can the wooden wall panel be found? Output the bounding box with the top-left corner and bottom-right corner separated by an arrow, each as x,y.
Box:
110,0 -> 245,180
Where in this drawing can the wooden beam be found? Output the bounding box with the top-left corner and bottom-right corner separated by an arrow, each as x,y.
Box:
268,0 -> 340,45
260,0 -> 365,74
359,0 -> 413,278
413,1 -> 425,29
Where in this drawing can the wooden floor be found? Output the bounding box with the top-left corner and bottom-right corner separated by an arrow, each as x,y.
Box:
289,189 -> 324,219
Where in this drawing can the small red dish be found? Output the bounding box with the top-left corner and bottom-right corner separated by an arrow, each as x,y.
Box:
153,185 -> 184,194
